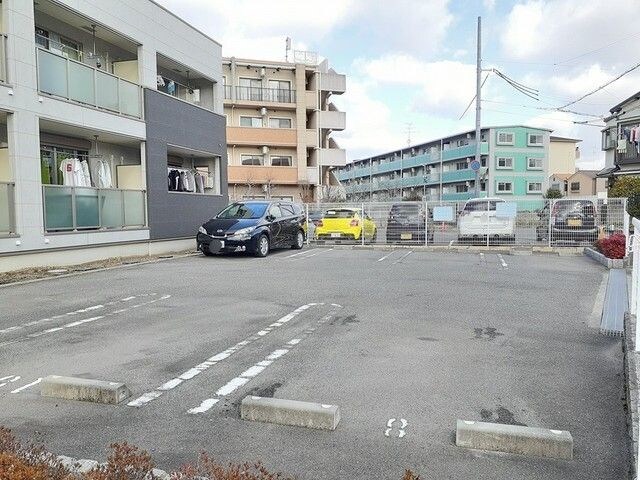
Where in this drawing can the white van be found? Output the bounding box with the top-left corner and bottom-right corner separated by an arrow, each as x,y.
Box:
457,197 -> 515,244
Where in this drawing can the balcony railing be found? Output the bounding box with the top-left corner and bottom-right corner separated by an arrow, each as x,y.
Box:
0,182 -> 15,235
43,185 -> 146,232
615,148 -> 640,165
36,48 -> 142,118
234,86 -> 296,103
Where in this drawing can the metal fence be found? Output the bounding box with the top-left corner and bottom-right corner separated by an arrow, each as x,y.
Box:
304,197 -> 629,247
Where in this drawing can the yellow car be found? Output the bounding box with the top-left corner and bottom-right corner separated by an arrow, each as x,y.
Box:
315,208 -> 377,241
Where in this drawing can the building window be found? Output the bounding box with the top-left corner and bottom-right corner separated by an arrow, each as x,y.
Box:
268,117 -> 292,128
527,133 -> 544,146
481,157 -> 487,167
456,184 -> 468,193
496,157 -> 513,169
240,116 -> 262,127
456,161 -> 467,170
270,155 -> 292,166
241,154 -> 263,166
267,80 -> 293,102
497,131 -> 514,145
238,77 -> 262,101
497,181 -> 513,193
527,157 -> 543,170
570,182 -> 580,192
527,182 -> 543,194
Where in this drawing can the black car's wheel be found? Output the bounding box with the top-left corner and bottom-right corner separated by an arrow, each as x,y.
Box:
254,234 -> 270,257
202,249 -> 215,257
292,230 -> 304,249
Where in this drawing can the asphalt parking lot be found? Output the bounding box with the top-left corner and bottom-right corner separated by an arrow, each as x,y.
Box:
0,248 -> 629,479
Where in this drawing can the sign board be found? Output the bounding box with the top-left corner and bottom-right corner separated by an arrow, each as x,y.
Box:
470,160 -> 481,171
433,206 -> 454,222
496,202 -> 518,218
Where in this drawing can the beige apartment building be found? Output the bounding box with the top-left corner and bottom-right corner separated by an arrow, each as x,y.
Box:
222,56 -> 346,202
549,136 -> 580,176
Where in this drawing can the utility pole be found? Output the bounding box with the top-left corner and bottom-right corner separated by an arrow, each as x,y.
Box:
474,16 -> 482,197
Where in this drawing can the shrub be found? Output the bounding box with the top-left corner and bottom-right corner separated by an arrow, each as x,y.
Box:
609,176 -> 640,219
595,233 -> 626,259
544,188 -> 563,199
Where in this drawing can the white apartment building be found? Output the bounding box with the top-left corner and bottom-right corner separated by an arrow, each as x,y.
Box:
0,0 -> 228,271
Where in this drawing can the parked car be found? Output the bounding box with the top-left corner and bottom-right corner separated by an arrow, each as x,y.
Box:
385,203 -> 434,243
315,208 -> 377,242
196,200 -> 305,257
457,197 -> 515,244
535,199 -> 598,243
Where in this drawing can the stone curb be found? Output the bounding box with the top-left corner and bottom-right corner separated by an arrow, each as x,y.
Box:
330,244 -> 584,256
241,395 -> 340,430
57,455 -> 171,479
455,419 -> 573,460
584,246 -> 627,269
41,375 -> 131,405
624,312 -> 639,479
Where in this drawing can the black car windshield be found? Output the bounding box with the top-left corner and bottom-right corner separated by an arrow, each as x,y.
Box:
216,203 -> 268,219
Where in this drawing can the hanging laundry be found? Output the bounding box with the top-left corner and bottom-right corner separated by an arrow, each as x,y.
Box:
156,75 -> 165,87
80,159 -> 91,187
186,170 -> 196,192
59,158 -> 84,186
167,80 -> 176,95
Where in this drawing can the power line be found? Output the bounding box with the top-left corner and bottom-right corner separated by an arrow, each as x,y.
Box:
482,99 -> 603,118
481,107 -> 605,127
556,60 -> 640,109
554,30 -> 640,65
459,74 -> 489,119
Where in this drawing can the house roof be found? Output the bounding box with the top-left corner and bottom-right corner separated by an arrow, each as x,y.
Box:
550,173 -> 573,180
609,90 -> 640,114
550,135 -> 582,143
572,170 -> 599,178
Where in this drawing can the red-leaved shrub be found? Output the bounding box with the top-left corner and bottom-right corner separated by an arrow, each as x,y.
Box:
595,233 -> 626,259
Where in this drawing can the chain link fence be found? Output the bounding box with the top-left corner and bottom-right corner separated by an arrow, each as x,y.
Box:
305,197 -> 628,247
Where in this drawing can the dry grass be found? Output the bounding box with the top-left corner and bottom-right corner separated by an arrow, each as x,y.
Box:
0,427 -> 420,479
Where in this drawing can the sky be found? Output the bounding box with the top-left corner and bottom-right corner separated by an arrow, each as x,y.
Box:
156,0 -> 640,170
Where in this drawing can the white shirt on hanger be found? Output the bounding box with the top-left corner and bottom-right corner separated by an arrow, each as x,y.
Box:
59,158 -> 84,186
80,160 -> 91,187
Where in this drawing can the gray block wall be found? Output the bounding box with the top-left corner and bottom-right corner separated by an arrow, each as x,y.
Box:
144,89 -> 228,240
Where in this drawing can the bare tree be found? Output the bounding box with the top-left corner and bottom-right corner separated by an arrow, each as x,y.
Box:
298,181 -> 314,203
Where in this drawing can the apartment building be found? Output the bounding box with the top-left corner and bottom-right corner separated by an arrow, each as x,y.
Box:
337,125 -> 551,202
549,135 -> 579,176
222,55 -> 346,202
0,0 -> 227,270
599,90 -> 640,181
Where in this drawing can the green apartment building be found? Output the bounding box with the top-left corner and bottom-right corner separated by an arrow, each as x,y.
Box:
337,125 -> 551,202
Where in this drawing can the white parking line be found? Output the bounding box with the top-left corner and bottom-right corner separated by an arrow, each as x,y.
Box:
127,303 -> 334,408
10,378 -> 42,394
497,254 -> 508,269
290,248 -> 333,260
187,310 -> 339,415
377,251 -> 397,262
0,293 -> 158,336
284,250 -> 313,259
392,251 -> 413,264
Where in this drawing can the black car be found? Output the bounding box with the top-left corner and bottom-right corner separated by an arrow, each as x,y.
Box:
197,201 -> 305,257
536,199 -> 598,243
385,203 -> 434,244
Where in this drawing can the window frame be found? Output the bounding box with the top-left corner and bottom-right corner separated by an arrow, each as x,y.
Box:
570,181 -> 581,192
527,157 -> 543,170
496,131 -> 514,146
270,155 -> 293,167
239,116 -> 263,128
496,181 -> 513,194
268,117 -> 292,129
527,133 -> 544,146
496,156 -> 513,170
240,154 -> 263,166
527,181 -> 543,194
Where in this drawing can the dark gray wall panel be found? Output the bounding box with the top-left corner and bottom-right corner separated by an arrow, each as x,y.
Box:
144,89 -> 228,240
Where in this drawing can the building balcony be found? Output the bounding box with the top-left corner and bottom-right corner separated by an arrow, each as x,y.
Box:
0,181 -> 15,235
306,166 -> 320,185
311,148 -> 347,167
615,149 -> 640,165
42,185 -> 146,232
441,169 -> 477,183
306,129 -> 319,148
157,53 -> 215,111
36,48 -> 142,118
226,126 -> 297,147
441,142 -> 489,161
224,86 -> 297,107
309,110 -> 346,131
320,72 -> 346,94
227,165 -> 299,185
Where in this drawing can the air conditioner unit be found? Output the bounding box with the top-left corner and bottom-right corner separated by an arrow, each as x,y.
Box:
260,67 -> 266,77
262,146 -> 269,154
260,107 -> 267,116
